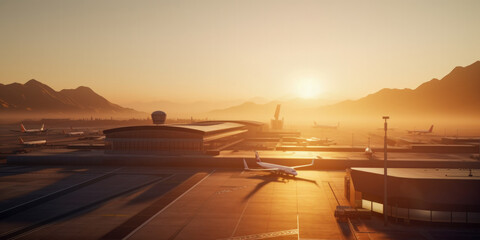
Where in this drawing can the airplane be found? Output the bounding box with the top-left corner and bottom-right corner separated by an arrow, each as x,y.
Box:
64,129 -> 84,136
243,151 -> 315,176
407,125 -> 434,135
18,123 -> 47,133
19,137 -> 46,146
305,137 -> 335,146
313,121 -> 339,129
364,147 -> 374,159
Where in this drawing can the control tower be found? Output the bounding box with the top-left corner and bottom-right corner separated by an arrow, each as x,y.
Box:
270,104 -> 284,130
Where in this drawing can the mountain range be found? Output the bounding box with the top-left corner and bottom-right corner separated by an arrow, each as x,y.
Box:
0,79 -> 143,118
323,61 -> 480,116
2,60 -> 479,121
208,61 -> 480,121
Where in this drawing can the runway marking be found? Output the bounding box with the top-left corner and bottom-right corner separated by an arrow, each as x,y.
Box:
221,229 -> 298,240
216,186 -> 247,195
230,197 -> 250,237
120,170 -> 216,240
326,181 -> 340,205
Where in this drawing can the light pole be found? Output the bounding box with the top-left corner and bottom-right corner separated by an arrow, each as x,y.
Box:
383,116 -> 389,226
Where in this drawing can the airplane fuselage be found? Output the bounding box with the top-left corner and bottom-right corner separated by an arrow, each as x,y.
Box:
20,124 -> 46,134
257,162 -> 298,176
22,140 -> 47,146
408,131 -> 429,135
67,131 -> 84,136
22,129 -> 45,134
407,125 -> 434,135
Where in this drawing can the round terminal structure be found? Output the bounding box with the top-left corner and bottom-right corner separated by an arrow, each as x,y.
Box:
151,111 -> 166,124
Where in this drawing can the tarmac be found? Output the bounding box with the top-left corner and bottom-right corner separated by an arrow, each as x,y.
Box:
1,165 -> 479,240
6,149 -> 480,170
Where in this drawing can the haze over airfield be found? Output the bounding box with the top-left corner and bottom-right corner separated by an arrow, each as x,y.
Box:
1,0 -> 480,105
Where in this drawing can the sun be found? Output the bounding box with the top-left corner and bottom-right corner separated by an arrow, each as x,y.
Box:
296,79 -> 322,99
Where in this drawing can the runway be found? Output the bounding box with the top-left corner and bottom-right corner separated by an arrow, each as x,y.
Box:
124,170 -> 348,240
0,165 -> 350,240
1,165 -> 479,239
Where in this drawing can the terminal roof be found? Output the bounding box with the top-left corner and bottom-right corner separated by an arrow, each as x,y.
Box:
352,167 -> 480,180
103,122 -> 245,135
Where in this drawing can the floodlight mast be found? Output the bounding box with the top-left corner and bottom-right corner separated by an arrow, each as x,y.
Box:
383,116 -> 389,226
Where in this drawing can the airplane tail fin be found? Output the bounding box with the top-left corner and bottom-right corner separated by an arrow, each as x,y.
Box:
19,137 -> 24,144
429,125 -> 434,133
20,124 -> 26,132
255,151 -> 261,162
243,159 -> 250,170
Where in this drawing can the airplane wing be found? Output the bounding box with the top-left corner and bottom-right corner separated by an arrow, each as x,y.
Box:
245,168 -> 279,171
243,159 -> 278,171
291,159 -> 315,169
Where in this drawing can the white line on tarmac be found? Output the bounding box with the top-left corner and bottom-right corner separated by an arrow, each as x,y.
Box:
230,197 -> 250,237
123,169 -> 216,240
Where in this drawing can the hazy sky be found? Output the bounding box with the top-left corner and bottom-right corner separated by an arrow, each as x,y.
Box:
1,0 -> 479,104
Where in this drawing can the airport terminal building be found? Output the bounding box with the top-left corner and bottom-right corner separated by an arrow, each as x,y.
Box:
103,121 -> 264,155
345,168 -> 480,223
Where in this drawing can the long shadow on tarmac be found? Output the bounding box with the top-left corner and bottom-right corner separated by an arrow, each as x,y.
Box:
0,165 -> 107,213
0,166 -> 121,221
242,173 -> 318,201
125,173 -> 193,206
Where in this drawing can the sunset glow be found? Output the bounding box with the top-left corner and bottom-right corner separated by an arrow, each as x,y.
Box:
0,2 -> 480,239
1,1 -> 479,105
296,79 -> 322,99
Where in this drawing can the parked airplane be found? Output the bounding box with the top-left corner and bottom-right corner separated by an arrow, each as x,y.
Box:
64,130 -> 84,136
18,123 -> 47,133
364,147 -> 374,159
303,137 -> 335,146
243,151 -> 315,176
19,137 -> 46,146
313,121 -> 339,129
407,125 -> 434,135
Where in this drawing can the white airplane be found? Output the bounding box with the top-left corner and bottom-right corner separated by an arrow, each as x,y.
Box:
313,121 -> 339,129
64,130 -> 84,136
364,147 -> 374,159
19,123 -> 47,133
407,125 -> 434,135
243,151 -> 315,176
305,137 -> 335,146
19,137 -> 46,146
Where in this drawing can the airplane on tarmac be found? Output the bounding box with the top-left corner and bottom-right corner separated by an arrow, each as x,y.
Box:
407,125 -> 434,135
313,121 -> 339,129
364,147 -> 374,159
64,129 -> 84,136
19,137 -> 46,146
305,137 -> 335,146
13,123 -> 47,133
243,151 -> 315,176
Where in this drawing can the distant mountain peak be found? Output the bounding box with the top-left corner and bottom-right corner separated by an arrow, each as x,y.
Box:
74,86 -> 95,93
26,79 -> 40,84
321,60 -> 480,116
25,79 -> 45,86
0,79 -> 143,117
